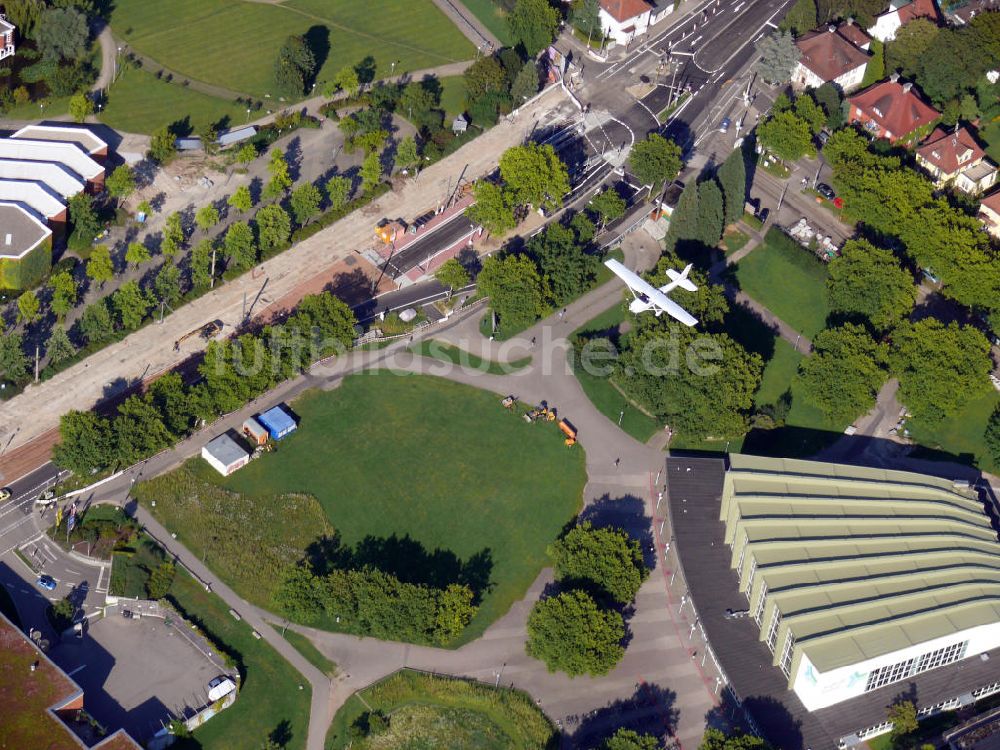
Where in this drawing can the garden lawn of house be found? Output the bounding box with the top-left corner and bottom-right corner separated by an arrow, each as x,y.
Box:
325,670 -> 557,750
100,65 -> 256,135
735,228 -> 830,338
982,118 -> 1000,163
908,389 -> 1000,475
167,571 -> 311,750
139,372 -> 586,644
109,0 -> 475,101
455,0 -> 515,46
571,303 -> 662,444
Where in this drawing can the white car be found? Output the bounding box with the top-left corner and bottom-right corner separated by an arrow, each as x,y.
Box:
0,488 -> 11,502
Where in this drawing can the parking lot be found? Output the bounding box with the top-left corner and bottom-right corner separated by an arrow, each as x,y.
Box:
49,608 -> 228,741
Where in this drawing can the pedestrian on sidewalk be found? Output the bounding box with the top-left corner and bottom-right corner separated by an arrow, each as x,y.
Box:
614,457 -> 621,469
531,336 -> 536,347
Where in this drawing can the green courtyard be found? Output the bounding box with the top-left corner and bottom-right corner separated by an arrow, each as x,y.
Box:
136,372 -> 587,644
110,0 -> 474,101
326,670 -> 557,749
735,228 -> 830,339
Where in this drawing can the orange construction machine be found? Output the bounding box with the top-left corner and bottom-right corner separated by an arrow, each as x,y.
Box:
559,419 -> 577,447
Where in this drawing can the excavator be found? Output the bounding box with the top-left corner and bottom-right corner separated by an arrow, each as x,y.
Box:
173,320 -> 222,351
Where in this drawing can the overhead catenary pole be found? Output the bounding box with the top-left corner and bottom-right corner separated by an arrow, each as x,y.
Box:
34,345 -> 39,382
210,246 -> 217,288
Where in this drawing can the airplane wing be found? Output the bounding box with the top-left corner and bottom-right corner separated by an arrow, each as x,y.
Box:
604,259 -> 698,327
654,296 -> 698,327
662,265 -> 697,292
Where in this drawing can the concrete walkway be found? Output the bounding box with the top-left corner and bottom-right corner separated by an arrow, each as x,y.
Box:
430,0 -> 501,49
92,25 -> 116,92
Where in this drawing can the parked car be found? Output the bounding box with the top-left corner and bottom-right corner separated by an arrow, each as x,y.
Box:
37,575 -> 56,591
0,487 -> 10,502
817,130 -> 830,146
816,183 -> 836,200
719,117 -> 731,134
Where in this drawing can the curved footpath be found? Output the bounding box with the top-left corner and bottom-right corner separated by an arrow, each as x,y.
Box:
59,247 -> 720,750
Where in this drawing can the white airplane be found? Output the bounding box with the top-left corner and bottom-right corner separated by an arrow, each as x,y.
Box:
604,258 -> 699,327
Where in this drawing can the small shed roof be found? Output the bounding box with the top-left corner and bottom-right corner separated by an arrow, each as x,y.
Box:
175,137 -> 202,151
204,433 -> 249,466
218,126 -> 257,146
243,416 -> 268,437
258,405 -> 296,434
452,114 -> 468,132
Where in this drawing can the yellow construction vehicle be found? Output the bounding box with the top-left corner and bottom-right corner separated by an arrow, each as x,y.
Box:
559,419 -> 578,446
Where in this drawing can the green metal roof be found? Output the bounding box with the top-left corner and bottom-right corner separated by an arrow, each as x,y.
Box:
719,455 -> 999,680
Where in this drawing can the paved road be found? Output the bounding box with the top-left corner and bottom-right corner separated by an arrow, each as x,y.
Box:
92,25 -> 116,92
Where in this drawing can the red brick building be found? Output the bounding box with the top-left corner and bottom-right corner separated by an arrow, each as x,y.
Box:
847,75 -> 940,143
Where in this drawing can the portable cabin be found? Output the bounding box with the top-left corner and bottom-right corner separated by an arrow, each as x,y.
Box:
202,433 -> 250,476
242,417 -> 269,446
257,405 -> 297,441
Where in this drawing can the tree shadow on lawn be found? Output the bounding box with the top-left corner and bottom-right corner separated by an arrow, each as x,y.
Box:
304,532 -> 494,602
566,682 -> 679,749
304,26 -> 331,87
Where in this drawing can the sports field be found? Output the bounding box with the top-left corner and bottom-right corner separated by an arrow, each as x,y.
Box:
110,0 -> 475,100
140,372 -> 586,644
100,66 -> 254,135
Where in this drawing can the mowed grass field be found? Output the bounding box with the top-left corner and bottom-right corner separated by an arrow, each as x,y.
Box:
735,228 -> 831,339
457,0 -> 515,46
110,0 -> 475,100
326,670 -> 556,750
217,372 -> 587,642
100,66 -> 254,134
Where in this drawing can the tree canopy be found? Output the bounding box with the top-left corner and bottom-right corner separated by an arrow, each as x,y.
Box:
274,34 -> 316,96
549,522 -> 648,604
700,729 -> 773,750
526,222 -> 597,305
628,133 -> 683,191
757,109 -> 815,161
889,319 -> 993,424
499,143 -> 570,211
798,324 -> 888,425
717,147 -> 747,226
754,31 -> 800,84
477,254 -> 545,333
526,589 -> 625,677
603,729 -> 661,750
507,0 -> 560,57
826,240 -> 916,331
467,181 -> 516,235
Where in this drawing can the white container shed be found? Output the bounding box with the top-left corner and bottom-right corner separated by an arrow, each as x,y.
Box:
201,433 -> 250,476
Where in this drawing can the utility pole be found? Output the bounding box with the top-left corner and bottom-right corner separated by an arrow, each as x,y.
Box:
34,345 -> 39,382
210,246 -> 217,288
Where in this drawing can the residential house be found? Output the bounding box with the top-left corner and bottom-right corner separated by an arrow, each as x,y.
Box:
867,0 -> 941,41
792,23 -> 871,92
978,189 -> 1000,237
0,14 -> 14,60
940,0 -> 999,25
847,75 -> 940,143
599,0 -> 653,45
915,126 -> 997,193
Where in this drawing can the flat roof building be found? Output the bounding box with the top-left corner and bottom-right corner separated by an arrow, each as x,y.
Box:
0,159 -> 85,199
0,201 -> 53,289
12,124 -> 108,160
0,138 -> 105,188
668,454 -> 1000,748
0,611 -> 141,749
0,179 -> 67,223
257,405 -> 296,440
201,433 -> 250,476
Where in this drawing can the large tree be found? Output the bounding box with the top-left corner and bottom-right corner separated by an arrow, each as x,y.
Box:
696,180 -> 725,247
603,729 -> 661,750
49,270 -> 78,318
194,205 -> 220,233
754,31 -> 800,84
290,183 -> 322,226
798,324 -> 888,425
527,222 -> 598,305
53,410 -> 116,475
700,729 -> 773,750
757,110 -> 815,161
779,0 -> 818,35
617,326 -> 762,439
549,522 -> 648,604
499,143 -> 570,211
17,290 -> 40,324
885,18 -> 939,76
325,176 -> 352,212
984,405 -> 1000,468
274,34 -> 316,97
0,333 -> 28,383
467,181 -> 516,235
826,240 -> 915,331
86,246 -> 115,287
114,394 -> 172,465
507,0 -> 561,57
628,133 -> 683,192
588,187 -> 626,229
717,147 -> 747,226
526,590 -> 625,677
45,325 -> 76,366
224,221 -> 257,271
68,192 -> 100,246
360,151 -> 383,192
255,204 -> 292,252
77,300 -> 113,345
435,259 -> 471,296
511,61 -> 541,104
112,280 -> 152,331
477,254 -> 545,333
105,165 -> 135,210
125,241 -> 151,268
34,6 -> 88,62
463,55 -> 507,101
889,319 -> 993,424
228,185 -> 253,214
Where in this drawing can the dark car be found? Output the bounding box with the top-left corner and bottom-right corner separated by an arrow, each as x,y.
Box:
816,183 -> 836,200
719,117 -> 732,134
37,575 -> 57,591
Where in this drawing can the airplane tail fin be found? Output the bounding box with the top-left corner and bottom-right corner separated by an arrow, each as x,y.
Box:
662,264 -> 698,293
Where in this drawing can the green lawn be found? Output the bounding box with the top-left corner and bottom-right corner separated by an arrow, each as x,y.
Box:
168,572 -> 311,750
142,373 -> 586,644
280,629 -> 337,678
908,388 -> 1000,475
438,75 -> 468,120
735,228 -> 830,338
571,303 -> 663,444
981,118 -> 1000,163
100,65 -> 254,135
456,0 -> 514,46
755,338 -> 802,406
110,0 -> 475,101
326,670 -> 556,750
722,228 -> 750,256
412,340 -> 531,374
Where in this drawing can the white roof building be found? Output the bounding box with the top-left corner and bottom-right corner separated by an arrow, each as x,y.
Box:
201,433 -> 250,476
0,180 -> 67,222
0,160 -> 85,199
12,124 -> 108,158
0,139 -> 104,184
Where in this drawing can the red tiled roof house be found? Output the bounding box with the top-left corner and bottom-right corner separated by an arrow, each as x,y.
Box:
915,126 -> 997,193
867,0 -> 941,41
599,0 -> 654,45
978,189 -> 1000,238
792,23 -> 871,92
847,75 -> 940,143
